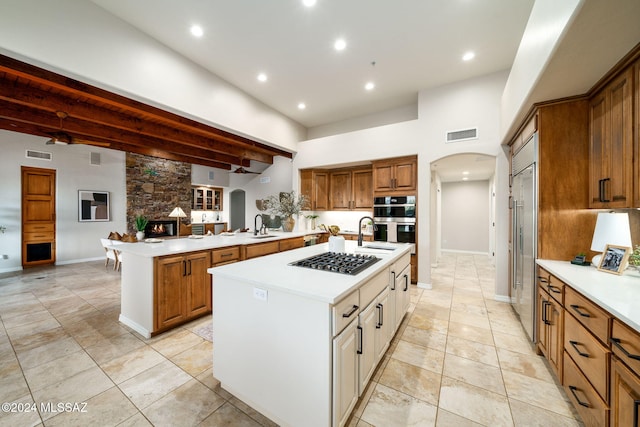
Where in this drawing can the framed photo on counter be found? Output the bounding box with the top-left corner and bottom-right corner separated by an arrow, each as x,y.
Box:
597,244 -> 630,275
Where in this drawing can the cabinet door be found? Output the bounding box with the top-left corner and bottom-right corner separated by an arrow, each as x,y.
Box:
333,319 -> 359,427
186,251 -> 212,318
314,171 -> 330,210
330,171 -> 352,210
611,356 -> 640,427
352,169 -> 373,209
156,255 -> 188,330
358,301 -> 378,394
394,160 -> 417,192
373,164 -> 394,192
375,288 -> 391,361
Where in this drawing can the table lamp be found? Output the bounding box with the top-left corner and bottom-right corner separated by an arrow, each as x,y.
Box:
169,207 -> 187,238
590,212 -> 632,266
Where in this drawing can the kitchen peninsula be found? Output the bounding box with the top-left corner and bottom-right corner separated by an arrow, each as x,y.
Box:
111,231 -> 321,338
209,240 -> 412,427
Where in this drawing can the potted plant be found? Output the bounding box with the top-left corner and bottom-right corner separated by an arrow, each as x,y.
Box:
134,215 -> 149,241
265,191 -> 308,232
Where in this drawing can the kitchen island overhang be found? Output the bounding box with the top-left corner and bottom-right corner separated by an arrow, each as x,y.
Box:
209,241 -> 412,427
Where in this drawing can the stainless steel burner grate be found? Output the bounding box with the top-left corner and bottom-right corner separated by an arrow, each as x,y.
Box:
289,252 -> 380,275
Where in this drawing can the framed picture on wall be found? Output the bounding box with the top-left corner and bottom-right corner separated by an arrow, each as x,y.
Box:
597,244 -> 630,275
78,190 -> 110,222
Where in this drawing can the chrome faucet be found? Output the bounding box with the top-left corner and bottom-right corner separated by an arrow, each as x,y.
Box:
358,216 -> 376,246
254,214 -> 263,236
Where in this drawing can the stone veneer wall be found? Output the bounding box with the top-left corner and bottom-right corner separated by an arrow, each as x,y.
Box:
126,153 -> 191,233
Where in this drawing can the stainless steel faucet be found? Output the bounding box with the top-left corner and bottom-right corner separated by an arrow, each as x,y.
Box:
358,216 -> 376,246
254,214 -> 263,236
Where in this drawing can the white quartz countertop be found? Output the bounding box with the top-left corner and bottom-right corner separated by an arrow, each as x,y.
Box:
537,259 -> 640,333
107,231 -> 316,258
209,241 -> 412,304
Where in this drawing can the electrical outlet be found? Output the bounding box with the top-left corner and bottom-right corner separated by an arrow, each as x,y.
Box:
253,287 -> 268,301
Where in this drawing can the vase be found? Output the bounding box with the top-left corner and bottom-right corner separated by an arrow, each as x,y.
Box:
136,231 -> 145,241
282,216 -> 295,232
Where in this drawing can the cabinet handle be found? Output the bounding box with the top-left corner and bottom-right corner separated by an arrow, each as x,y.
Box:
404,274 -> 409,291
547,285 -> 561,294
542,301 -> 550,325
570,304 -> 591,318
568,385 -> 591,408
342,305 -> 359,318
569,340 -> 590,358
376,303 -> 383,329
357,326 -> 363,355
610,337 -> 640,361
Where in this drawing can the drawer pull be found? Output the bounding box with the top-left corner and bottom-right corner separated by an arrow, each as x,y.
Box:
610,337 -> 640,361
547,285 -> 561,294
568,385 -> 591,408
569,340 -> 590,358
342,305 -> 359,318
570,304 -> 591,318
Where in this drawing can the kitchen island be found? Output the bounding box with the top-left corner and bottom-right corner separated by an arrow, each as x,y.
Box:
208,240 -> 412,427
110,231 -> 323,338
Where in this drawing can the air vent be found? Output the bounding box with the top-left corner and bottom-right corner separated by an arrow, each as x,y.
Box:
25,150 -> 52,161
90,152 -> 101,165
446,128 -> 478,143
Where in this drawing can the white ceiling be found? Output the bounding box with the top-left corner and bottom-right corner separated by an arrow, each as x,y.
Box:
91,0 -> 535,129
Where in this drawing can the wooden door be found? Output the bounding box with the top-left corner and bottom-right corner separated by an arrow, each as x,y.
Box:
607,70 -> 633,207
394,159 -> 417,192
186,251 -> 212,317
155,255 -> 187,330
21,166 -> 56,267
352,169 -> 373,209
372,163 -> 394,192
313,171 -> 329,210
330,171 -> 352,210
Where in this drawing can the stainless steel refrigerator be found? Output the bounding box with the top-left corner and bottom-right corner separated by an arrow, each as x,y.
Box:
511,133 -> 538,342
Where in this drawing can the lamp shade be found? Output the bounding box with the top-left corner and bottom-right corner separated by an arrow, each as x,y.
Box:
590,212 -> 632,252
168,207 -> 187,218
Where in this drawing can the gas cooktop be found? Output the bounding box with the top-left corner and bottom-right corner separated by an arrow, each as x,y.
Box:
289,252 -> 380,275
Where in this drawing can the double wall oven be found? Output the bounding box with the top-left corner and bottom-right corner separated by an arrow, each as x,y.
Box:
373,196 -> 416,244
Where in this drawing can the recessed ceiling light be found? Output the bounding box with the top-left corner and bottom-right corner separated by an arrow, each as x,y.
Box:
334,39 -> 346,51
364,82 -> 375,91
257,73 -> 268,82
462,51 -> 475,61
298,103 -> 306,110
302,0 -> 317,7
190,25 -> 204,38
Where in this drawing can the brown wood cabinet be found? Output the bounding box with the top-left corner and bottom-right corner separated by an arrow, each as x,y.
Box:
329,167 -> 373,210
21,166 -> 56,267
155,250 -> 212,331
300,169 -> 330,210
537,281 -> 563,378
589,68 -> 634,208
372,156 -> 417,194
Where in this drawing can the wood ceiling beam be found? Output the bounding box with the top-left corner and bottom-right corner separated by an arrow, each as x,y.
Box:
0,99 -> 263,166
0,54 -> 293,160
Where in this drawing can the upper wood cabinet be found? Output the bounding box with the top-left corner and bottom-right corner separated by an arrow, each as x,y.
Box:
192,186 -> 223,210
589,68 -> 634,208
372,156 -> 417,194
300,169 -> 329,210
329,167 -> 373,210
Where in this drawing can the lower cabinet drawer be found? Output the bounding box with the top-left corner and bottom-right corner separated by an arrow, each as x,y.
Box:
564,312 -> 610,401
564,351 -> 609,427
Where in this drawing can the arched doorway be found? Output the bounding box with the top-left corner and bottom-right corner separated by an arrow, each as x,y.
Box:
230,189 -> 246,230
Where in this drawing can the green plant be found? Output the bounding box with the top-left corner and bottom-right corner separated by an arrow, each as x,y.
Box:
134,215 -> 149,232
265,191 -> 308,218
629,245 -> 640,267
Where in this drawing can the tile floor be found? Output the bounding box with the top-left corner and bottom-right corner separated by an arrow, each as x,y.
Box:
0,253 -> 583,426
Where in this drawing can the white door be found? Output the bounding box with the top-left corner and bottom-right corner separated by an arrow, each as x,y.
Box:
333,318 -> 358,427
